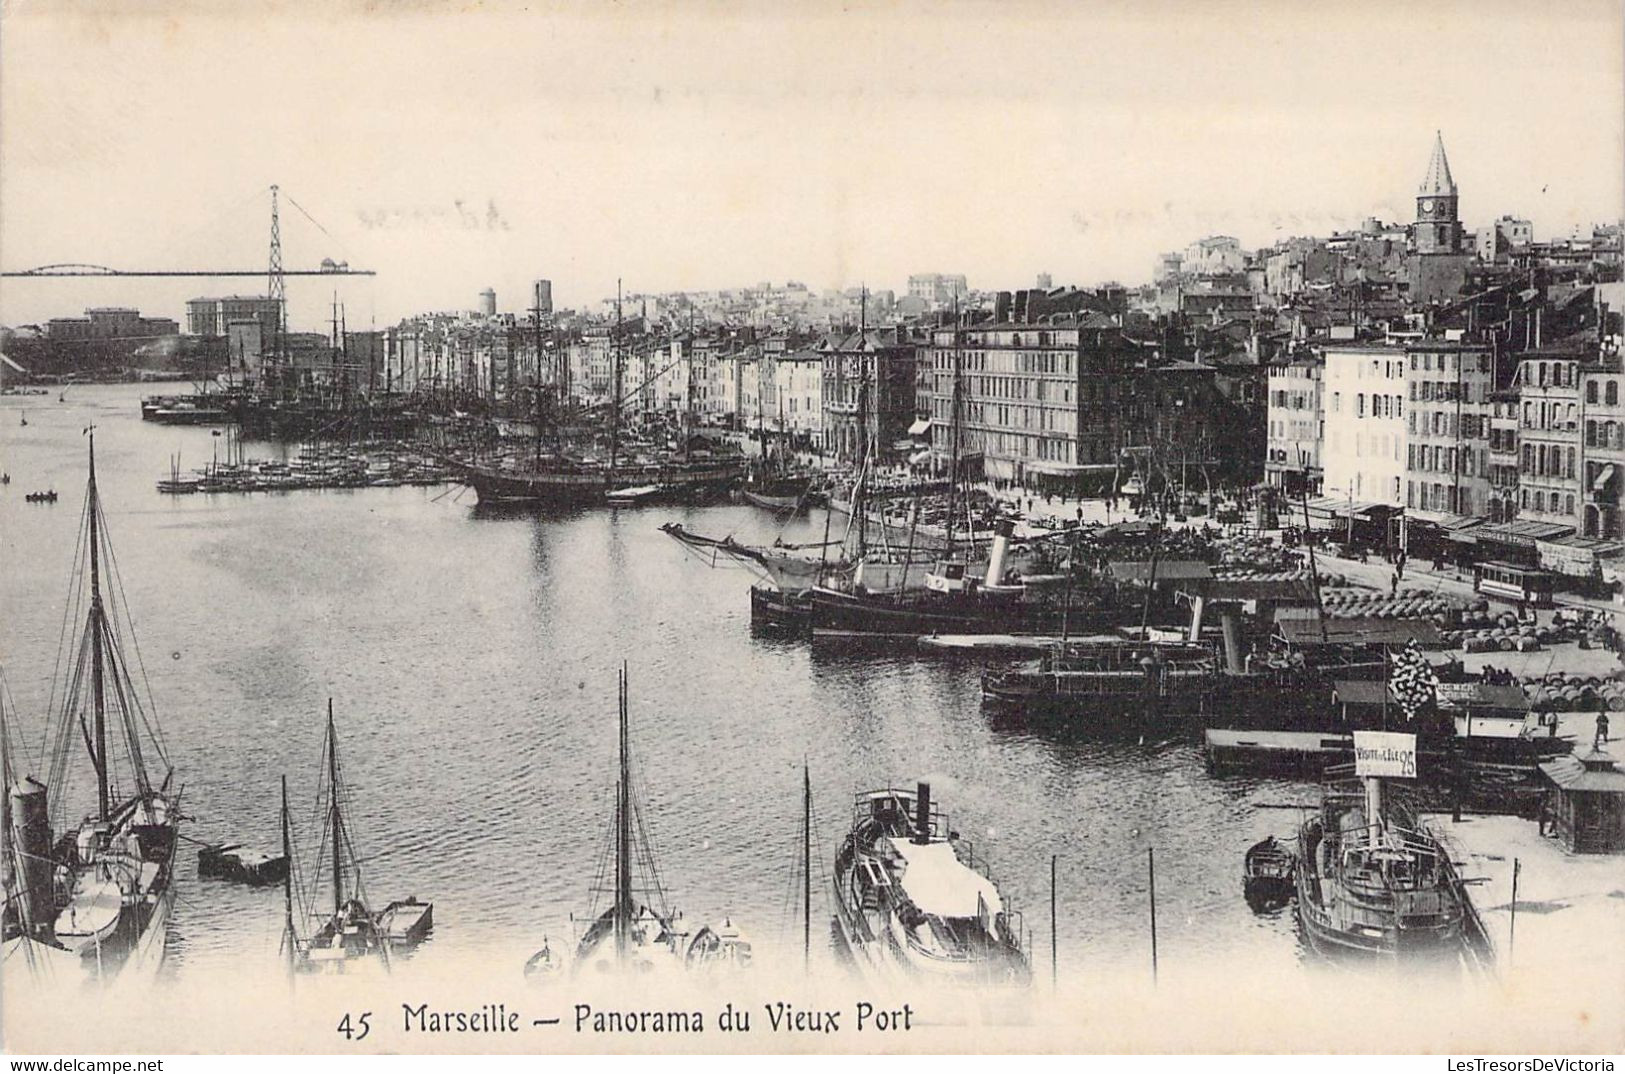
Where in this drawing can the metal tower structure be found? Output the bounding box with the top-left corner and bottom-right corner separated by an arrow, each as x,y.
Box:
268,184 -> 287,338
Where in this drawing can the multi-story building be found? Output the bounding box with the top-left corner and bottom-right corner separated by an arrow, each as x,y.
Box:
1580,355 -> 1623,538
925,317 -> 1227,488
773,348 -> 822,439
1515,348 -> 1585,529
1264,354 -> 1323,493
820,327 -> 917,461
1321,343 -> 1407,507
906,274 -> 968,308
1183,236 -> 1245,276
186,296 -> 283,339
1403,340 -> 1495,517
1486,387 -> 1521,522
46,307 -> 180,341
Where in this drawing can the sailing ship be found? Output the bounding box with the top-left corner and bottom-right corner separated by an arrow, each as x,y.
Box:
832,782 -> 1029,986
571,665 -> 689,975
284,703 -> 392,975
3,430 -> 182,982
462,284 -> 747,507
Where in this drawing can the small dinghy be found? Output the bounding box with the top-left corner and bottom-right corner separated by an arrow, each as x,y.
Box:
198,843 -> 289,886
685,917 -> 753,971
1243,835 -> 1297,911
375,897 -> 435,947
524,936 -> 564,983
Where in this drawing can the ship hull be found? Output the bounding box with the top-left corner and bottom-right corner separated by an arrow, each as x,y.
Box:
464,460 -> 744,506
810,586 -> 1136,640
749,585 -> 812,635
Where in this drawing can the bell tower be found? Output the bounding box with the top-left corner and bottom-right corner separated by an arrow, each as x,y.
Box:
1414,131 -> 1461,255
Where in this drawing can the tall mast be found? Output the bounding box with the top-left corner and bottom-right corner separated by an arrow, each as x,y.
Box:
532,290 -> 548,461
327,699 -> 342,914
281,773 -> 295,972
612,280 -> 623,469
615,664 -> 632,962
856,289 -> 869,559
87,427 -> 110,823
802,763 -> 811,969
945,298 -> 963,552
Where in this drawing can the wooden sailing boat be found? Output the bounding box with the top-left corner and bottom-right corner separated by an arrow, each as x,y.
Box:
572,665 -> 688,975
289,702 -> 389,975
4,429 -> 181,982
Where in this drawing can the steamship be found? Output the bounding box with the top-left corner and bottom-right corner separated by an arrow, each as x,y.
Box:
3,432 -> 181,982
832,782 -> 1029,986
809,520 -> 1173,640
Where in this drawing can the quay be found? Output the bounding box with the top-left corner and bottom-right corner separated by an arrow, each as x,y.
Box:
1428,811 -> 1625,988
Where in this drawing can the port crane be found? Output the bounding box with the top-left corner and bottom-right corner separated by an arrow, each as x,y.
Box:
0,186 -> 373,281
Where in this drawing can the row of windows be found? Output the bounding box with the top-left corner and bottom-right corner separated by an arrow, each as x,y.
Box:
1522,443 -> 1578,479
1409,412 -> 1487,439
1586,420 -> 1624,449
1410,351 -> 1492,374
1586,379 -> 1622,406
1269,390 -> 1316,410
1407,481 -> 1472,515
1522,488 -> 1577,516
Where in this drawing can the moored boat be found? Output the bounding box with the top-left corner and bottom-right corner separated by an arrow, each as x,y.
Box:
3,431 -> 181,983
1294,743 -> 1472,963
1242,836 -> 1296,911
284,704 -> 399,975
570,665 -> 690,976
832,782 -> 1029,986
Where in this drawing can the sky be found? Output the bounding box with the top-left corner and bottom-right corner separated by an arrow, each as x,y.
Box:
1,0 -> 1621,333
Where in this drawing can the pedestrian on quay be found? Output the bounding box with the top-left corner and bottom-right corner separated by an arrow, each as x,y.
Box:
1390,570 -> 1400,597
1596,710 -> 1611,750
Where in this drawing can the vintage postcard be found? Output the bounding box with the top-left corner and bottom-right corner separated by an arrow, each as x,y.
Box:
1,0 -> 1622,1059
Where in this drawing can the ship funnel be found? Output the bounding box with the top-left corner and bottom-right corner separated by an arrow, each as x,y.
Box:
983,518 -> 1015,587
913,782 -> 932,844
1220,607 -> 1245,675
8,777 -> 52,936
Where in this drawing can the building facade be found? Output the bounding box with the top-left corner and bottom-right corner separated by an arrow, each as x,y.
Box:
1265,354 -> 1324,493
1404,341 -> 1494,517
1321,344 -> 1407,507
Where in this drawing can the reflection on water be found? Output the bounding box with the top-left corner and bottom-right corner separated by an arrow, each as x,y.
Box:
1,384 -> 1316,985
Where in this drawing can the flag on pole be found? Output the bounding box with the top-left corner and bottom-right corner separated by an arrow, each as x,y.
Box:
1389,638 -> 1439,720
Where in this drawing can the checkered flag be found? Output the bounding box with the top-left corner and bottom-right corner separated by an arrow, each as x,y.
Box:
1389,638 -> 1439,720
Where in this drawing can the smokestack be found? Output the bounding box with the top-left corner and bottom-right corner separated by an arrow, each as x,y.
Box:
914,782 -> 932,844
984,517 -> 1015,586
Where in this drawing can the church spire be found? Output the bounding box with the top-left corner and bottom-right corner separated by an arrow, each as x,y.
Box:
1419,131 -> 1456,197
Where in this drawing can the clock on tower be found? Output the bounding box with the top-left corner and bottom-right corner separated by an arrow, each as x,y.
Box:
1414,132 -> 1461,255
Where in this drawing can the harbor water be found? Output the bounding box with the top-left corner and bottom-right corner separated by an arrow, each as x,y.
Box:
1,384 -> 1319,985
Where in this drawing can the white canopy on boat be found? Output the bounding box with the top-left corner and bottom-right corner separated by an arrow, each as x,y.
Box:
887,837 -> 1003,919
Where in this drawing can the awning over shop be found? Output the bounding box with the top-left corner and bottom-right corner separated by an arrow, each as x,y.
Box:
1593,463 -> 1617,492
907,418 -> 932,437
1475,520 -> 1576,549
1277,616 -> 1444,649
1177,576 -> 1319,604
1536,535 -> 1625,576
1107,559 -> 1213,583
1303,496 -> 1393,522
1407,510 -> 1485,532
1025,461 -> 1112,476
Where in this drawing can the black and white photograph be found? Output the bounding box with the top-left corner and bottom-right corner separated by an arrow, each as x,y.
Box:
1,0 -> 1622,1060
